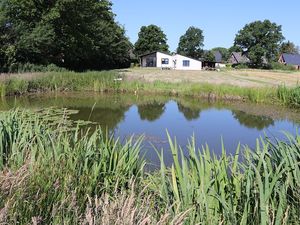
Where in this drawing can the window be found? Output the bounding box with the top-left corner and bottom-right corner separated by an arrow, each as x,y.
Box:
183,60 -> 190,67
161,58 -> 169,65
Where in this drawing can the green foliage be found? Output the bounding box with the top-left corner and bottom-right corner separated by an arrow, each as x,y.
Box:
5,78 -> 28,95
134,25 -> 169,56
1,109 -> 300,223
8,63 -> 67,73
177,26 -> 204,59
278,85 -> 300,108
0,109 -> 145,223
203,50 -> 215,62
212,47 -> 230,62
279,41 -> 300,55
0,0 -> 132,71
271,62 -> 296,71
151,133 -> 300,224
234,20 -> 284,66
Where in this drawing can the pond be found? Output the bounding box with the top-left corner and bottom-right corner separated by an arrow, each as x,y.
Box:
1,93 -> 299,167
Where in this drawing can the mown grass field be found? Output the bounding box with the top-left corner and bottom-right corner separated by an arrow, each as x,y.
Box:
123,68 -> 300,88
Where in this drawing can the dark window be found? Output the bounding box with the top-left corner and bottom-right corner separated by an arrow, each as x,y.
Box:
183,60 -> 190,67
162,58 -> 169,65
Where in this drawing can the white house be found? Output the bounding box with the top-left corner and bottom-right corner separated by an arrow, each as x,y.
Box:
140,51 -> 202,70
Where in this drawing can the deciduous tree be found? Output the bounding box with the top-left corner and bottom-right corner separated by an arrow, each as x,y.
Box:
279,41 -> 299,55
233,20 -> 284,66
0,0 -> 132,71
134,25 -> 169,56
177,26 -> 204,59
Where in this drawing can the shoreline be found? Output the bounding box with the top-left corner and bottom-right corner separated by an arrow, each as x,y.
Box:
0,70 -> 299,108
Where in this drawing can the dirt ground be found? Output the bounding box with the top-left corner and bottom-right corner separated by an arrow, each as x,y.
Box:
121,68 -> 300,88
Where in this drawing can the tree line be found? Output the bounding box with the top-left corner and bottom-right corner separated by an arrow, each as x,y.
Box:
134,21 -> 299,68
0,0 -> 299,72
0,0 -> 132,72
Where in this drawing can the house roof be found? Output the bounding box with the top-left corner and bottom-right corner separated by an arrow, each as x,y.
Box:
139,51 -> 172,58
213,51 -> 222,63
175,54 -> 202,63
231,52 -> 250,64
281,53 -> 300,66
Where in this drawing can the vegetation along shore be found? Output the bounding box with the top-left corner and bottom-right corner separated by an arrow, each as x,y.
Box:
0,109 -> 299,224
0,69 -> 300,108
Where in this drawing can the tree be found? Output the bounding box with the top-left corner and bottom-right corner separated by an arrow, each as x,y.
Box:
0,0 -> 132,71
203,51 -> 215,62
212,47 -> 230,62
177,26 -> 204,59
234,20 -> 284,66
279,41 -> 299,55
134,25 -> 169,56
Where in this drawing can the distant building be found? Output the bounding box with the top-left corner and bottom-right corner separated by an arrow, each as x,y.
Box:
140,51 -> 202,70
229,52 -> 250,65
202,51 -> 226,69
213,51 -> 226,68
278,53 -> 300,70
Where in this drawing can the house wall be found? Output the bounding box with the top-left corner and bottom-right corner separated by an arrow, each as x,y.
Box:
216,63 -> 226,68
141,53 -> 157,67
173,54 -> 202,70
156,52 -> 173,68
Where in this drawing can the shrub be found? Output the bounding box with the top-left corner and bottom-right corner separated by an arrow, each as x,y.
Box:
8,63 -> 67,73
271,62 -> 296,71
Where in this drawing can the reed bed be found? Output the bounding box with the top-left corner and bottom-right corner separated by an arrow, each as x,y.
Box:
0,109 -> 300,224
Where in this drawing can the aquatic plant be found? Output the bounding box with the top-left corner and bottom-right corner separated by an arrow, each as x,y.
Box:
0,109 -> 300,224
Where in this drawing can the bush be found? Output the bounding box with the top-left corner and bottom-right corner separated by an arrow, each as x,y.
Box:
8,63 -> 68,73
5,78 -> 29,95
232,63 -> 249,69
270,62 -> 296,71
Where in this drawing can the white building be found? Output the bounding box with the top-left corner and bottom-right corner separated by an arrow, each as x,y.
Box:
140,51 -> 202,70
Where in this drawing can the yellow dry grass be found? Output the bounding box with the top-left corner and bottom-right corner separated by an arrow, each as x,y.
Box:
122,68 -> 300,88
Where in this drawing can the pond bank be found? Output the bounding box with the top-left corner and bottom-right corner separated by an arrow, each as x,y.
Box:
1,109 -> 300,224
0,70 -> 300,107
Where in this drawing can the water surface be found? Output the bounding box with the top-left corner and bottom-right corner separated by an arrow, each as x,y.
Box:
1,93 -> 299,166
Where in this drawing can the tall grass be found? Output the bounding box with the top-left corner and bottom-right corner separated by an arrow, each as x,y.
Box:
0,109 -> 146,223
1,109 -> 300,224
0,71 -> 300,107
150,133 -> 300,224
278,85 -> 300,108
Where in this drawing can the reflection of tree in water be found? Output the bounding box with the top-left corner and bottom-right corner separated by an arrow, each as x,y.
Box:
232,111 -> 274,130
70,106 -> 130,131
177,103 -> 201,121
138,102 -> 166,121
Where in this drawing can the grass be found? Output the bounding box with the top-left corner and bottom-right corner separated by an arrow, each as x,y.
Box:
0,109 -> 300,224
0,70 -> 300,107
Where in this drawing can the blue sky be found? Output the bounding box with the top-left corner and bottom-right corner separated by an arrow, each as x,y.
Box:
112,0 -> 300,52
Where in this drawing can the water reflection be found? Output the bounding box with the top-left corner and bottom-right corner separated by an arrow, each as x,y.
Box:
232,111 -> 274,130
0,93 -> 299,161
138,101 -> 166,121
71,106 -> 130,131
177,103 -> 201,121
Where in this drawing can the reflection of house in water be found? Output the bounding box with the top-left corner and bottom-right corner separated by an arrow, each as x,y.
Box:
177,103 -> 201,121
232,111 -> 274,130
138,101 -> 166,121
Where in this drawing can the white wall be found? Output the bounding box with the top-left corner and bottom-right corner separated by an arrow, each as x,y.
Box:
156,52 -> 173,68
173,54 -> 202,70
141,52 -> 202,70
216,63 -> 226,68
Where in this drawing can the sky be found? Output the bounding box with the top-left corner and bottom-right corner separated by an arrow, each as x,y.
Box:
112,0 -> 300,52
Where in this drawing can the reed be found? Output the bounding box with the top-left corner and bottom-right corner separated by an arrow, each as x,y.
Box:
0,109 -> 300,224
